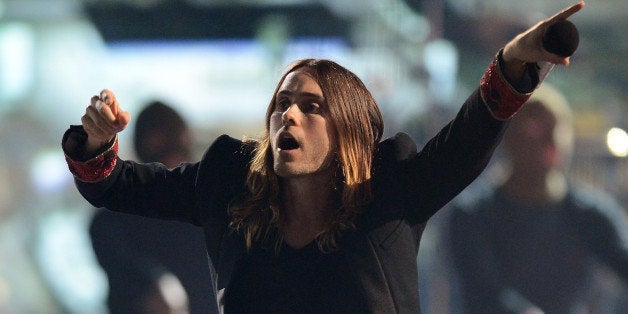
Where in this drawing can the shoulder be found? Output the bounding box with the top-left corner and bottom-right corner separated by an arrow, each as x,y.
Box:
565,183 -> 628,248
567,183 -> 626,224
449,181 -> 499,216
195,135 -> 256,188
204,134 -> 252,155
377,132 -> 418,161
200,134 -> 255,164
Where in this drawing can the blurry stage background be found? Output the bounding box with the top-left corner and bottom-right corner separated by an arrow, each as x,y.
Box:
0,0 -> 625,312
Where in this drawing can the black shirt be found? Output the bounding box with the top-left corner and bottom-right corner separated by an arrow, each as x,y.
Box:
224,238 -> 368,313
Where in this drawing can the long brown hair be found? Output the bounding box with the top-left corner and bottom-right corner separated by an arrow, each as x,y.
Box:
230,59 -> 384,252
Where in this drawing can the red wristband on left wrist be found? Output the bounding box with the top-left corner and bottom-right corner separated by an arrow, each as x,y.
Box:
480,51 -> 532,120
65,139 -> 118,183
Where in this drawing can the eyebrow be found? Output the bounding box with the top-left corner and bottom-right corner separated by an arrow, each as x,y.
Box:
276,90 -> 325,102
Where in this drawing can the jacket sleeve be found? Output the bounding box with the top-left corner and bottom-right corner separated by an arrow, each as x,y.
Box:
62,127 -> 248,226
399,50 -> 540,224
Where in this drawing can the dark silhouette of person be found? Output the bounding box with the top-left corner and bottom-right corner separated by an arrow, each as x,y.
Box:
89,101 -> 215,313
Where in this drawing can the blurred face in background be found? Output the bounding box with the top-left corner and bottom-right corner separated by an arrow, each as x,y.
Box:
503,100 -> 574,177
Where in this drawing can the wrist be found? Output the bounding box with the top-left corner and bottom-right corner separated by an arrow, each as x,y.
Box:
64,135 -> 119,183
86,136 -> 112,156
479,50 -> 533,120
502,45 -> 527,82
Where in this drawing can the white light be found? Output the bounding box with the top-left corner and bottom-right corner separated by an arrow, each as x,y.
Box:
606,127 -> 628,158
30,150 -> 73,193
423,39 -> 459,104
36,211 -> 108,312
0,22 -> 34,106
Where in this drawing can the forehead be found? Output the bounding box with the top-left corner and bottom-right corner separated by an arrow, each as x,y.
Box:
517,103 -> 557,125
278,70 -> 323,95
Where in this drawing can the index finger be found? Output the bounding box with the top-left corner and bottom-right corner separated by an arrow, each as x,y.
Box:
90,95 -> 117,124
548,1 -> 585,23
100,89 -> 118,116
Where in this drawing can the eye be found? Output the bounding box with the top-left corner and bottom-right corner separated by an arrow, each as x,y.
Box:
275,98 -> 290,112
304,102 -> 321,114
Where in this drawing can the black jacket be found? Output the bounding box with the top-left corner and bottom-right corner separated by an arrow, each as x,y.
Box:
66,86 -> 509,313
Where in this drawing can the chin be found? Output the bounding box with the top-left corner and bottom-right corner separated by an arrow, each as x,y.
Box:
274,164 -> 296,178
274,168 -> 290,178
274,165 -> 320,179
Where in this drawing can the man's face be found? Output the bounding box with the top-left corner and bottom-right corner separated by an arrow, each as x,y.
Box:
506,103 -> 565,174
269,70 -> 337,178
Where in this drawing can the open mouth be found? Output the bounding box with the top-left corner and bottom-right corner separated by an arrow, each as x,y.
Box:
278,134 -> 300,150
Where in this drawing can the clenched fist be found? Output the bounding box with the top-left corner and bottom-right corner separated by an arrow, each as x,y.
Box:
81,89 -> 131,154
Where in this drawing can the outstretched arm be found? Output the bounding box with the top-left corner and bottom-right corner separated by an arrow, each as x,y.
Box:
403,2 -> 587,223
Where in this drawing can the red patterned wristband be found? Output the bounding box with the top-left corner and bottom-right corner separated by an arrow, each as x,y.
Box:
65,139 -> 118,183
480,52 -> 532,120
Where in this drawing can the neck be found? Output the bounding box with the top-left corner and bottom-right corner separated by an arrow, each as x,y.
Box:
282,171 -> 336,218
280,170 -> 337,248
501,168 -> 567,207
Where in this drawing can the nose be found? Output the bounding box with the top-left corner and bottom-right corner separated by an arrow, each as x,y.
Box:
281,104 -> 300,126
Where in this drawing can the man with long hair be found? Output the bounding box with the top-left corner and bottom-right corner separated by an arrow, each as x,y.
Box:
62,3 -> 585,312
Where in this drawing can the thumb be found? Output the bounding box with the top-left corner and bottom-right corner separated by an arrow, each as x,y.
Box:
115,110 -> 131,132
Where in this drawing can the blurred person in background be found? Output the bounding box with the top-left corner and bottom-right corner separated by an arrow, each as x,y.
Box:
63,3 -> 587,312
447,84 -> 628,313
89,101 -> 214,313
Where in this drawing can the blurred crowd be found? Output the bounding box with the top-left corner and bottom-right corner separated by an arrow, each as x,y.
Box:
0,1 -> 626,313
